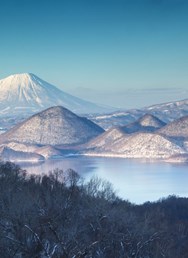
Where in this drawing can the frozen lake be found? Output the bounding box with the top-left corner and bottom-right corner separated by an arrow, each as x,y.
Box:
19,156 -> 188,204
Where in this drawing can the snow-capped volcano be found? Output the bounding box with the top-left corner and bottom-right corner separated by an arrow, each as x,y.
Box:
0,73 -> 111,116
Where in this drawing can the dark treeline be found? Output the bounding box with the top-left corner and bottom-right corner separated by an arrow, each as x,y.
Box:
0,162 -> 188,258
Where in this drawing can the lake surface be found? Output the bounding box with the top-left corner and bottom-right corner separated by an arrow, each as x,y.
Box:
19,156 -> 188,204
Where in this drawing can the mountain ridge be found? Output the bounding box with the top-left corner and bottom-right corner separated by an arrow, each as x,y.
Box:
88,98 -> 188,129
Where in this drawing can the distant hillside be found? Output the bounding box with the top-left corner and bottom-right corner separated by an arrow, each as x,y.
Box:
84,114 -> 187,160
121,114 -> 166,134
143,98 -> 188,122
85,132 -> 185,159
88,99 -> 188,129
85,127 -> 127,149
85,114 -> 166,151
0,146 -> 44,162
158,115 -> 188,139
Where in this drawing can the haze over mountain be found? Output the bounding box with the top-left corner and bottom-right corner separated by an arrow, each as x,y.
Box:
88,99 -> 188,129
0,73 -> 112,116
143,99 -> 188,122
0,106 -> 104,146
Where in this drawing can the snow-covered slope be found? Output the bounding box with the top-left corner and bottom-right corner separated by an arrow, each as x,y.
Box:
87,110 -> 143,129
85,127 -> 128,149
88,99 -> 188,129
85,132 -> 186,159
0,146 -> 44,162
0,142 -> 66,160
84,114 -> 186,159
0,106 -> 104,146
85,114 -> 166,150
138,114 -> 166,128
0,73 -> 112,116
121,114 -> 166,134
158,115 -> 188,139
143,99 -> 188,122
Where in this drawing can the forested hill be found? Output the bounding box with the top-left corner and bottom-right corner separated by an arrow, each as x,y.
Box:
0,162 -> 188,258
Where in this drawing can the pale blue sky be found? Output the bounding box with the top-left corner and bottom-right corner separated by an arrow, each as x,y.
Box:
0,0 -> 188,108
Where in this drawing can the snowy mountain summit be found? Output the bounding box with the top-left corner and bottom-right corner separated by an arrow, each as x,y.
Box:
120,114 -> 166,134
0,73 -> 110,116
138,114 -> 166,128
